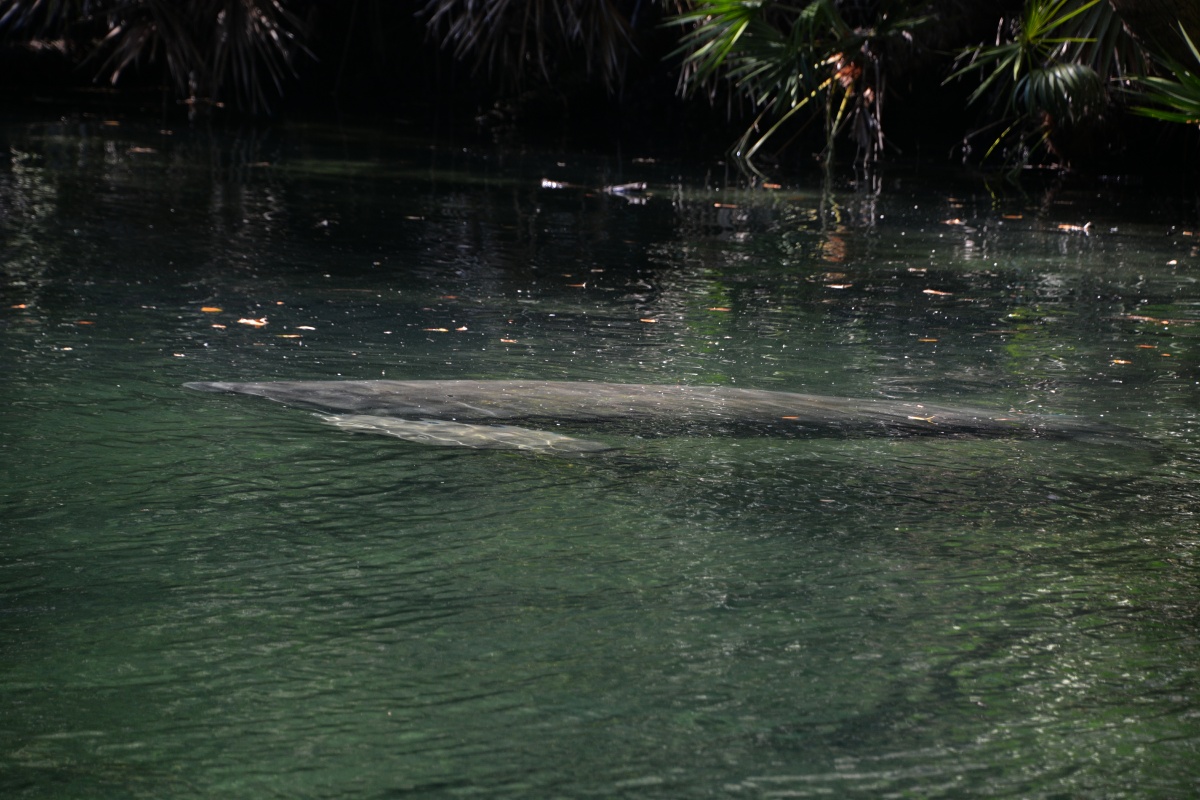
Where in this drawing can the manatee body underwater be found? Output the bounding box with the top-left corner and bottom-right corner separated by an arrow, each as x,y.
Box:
183,380 -> 1145,455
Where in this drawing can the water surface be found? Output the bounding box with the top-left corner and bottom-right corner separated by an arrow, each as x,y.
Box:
1,117 -> 1198,798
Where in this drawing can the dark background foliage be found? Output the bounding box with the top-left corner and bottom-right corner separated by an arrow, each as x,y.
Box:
0,1 -> 1197,178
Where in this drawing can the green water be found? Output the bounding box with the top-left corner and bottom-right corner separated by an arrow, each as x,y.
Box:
1,118 -> 1198,798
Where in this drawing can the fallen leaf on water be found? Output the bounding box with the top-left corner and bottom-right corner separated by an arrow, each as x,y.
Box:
200,306 -> 222,313
918,338 -> 938,342
238,317 -> 268,327
781,416 -> 800,420
639,318 -> 658,324
500,338 -> 518,344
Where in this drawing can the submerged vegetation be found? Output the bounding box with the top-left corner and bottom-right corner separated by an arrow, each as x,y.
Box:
0,0 -> 1198,175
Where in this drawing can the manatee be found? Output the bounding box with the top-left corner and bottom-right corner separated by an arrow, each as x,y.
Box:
184,379 -> 1141,453
320,414 -> 614,454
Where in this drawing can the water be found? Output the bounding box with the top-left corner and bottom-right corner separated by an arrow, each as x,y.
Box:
2,117 -> 1198,798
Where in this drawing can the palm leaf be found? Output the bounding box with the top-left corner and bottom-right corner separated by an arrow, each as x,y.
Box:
1131,24 -> 1200,125
422,0 -> 633,91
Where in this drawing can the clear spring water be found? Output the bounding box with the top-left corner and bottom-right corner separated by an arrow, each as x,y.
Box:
1,118 -> 1198,798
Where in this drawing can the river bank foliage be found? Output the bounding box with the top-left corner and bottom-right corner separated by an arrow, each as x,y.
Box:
1,0 -> 1198,177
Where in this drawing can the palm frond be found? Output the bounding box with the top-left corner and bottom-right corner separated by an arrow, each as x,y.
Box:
0,0 -> 86,37
1131,24 -> 1200,125
422,0 -> 634,92
2,0 -> 308,114
670,0 -> 927,169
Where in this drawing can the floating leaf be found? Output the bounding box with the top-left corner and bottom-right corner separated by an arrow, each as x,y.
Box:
200,306 -> 222,313
238,317 -> 268,327
639,318 -> 658,324
501,338 -> 518,344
